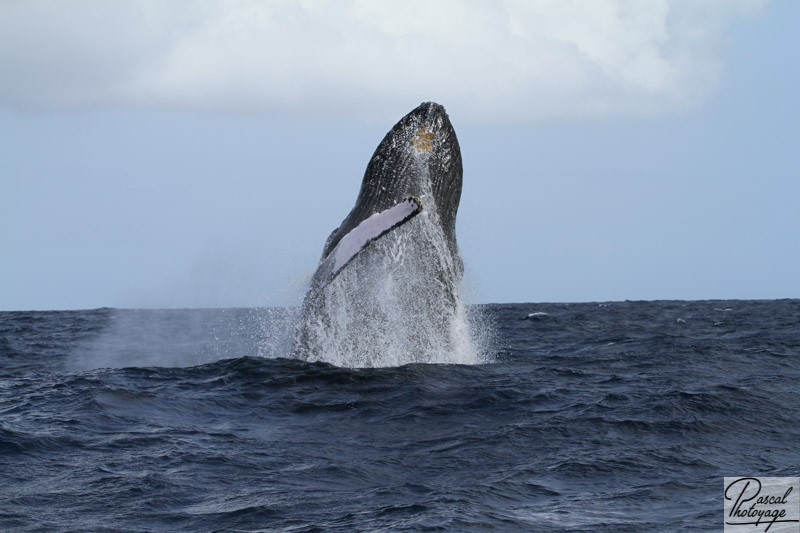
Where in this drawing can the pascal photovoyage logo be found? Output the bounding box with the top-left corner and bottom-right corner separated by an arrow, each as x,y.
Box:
724,477 -> 800,533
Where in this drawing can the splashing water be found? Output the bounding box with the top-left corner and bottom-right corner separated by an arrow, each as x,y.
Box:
297,210 -> 484,368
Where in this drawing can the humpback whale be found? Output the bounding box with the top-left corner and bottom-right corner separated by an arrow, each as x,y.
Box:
294,102 -> 471,367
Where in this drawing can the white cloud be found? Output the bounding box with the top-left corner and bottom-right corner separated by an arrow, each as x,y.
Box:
0,0 -> 766,121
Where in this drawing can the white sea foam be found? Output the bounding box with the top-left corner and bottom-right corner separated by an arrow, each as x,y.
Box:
299,212 -> 485,368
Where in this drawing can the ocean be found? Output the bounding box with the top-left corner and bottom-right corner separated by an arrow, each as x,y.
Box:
1,300 -> 799,532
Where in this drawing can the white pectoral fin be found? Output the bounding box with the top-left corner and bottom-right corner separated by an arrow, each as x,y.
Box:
317,197 -> 423,286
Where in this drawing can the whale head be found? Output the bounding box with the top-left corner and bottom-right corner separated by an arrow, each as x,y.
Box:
320,102 -> 463,263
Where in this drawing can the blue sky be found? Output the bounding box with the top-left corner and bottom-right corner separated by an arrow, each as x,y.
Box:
1,1 -> 798,310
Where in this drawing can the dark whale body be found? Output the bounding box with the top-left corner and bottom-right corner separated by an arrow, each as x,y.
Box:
294,102 -> 466,365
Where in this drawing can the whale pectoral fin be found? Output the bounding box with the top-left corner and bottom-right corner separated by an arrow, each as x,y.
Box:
313,197 -> 423,288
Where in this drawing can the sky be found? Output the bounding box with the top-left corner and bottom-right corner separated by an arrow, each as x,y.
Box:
1,0 -> 798,310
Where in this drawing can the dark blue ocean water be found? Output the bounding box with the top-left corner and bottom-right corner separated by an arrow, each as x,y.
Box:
1,300 -> 799,532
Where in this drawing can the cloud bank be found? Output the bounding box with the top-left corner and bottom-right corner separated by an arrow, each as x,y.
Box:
0,0 -> 765,121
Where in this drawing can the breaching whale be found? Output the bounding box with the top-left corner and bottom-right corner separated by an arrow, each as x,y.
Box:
294,102 -> 471,367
